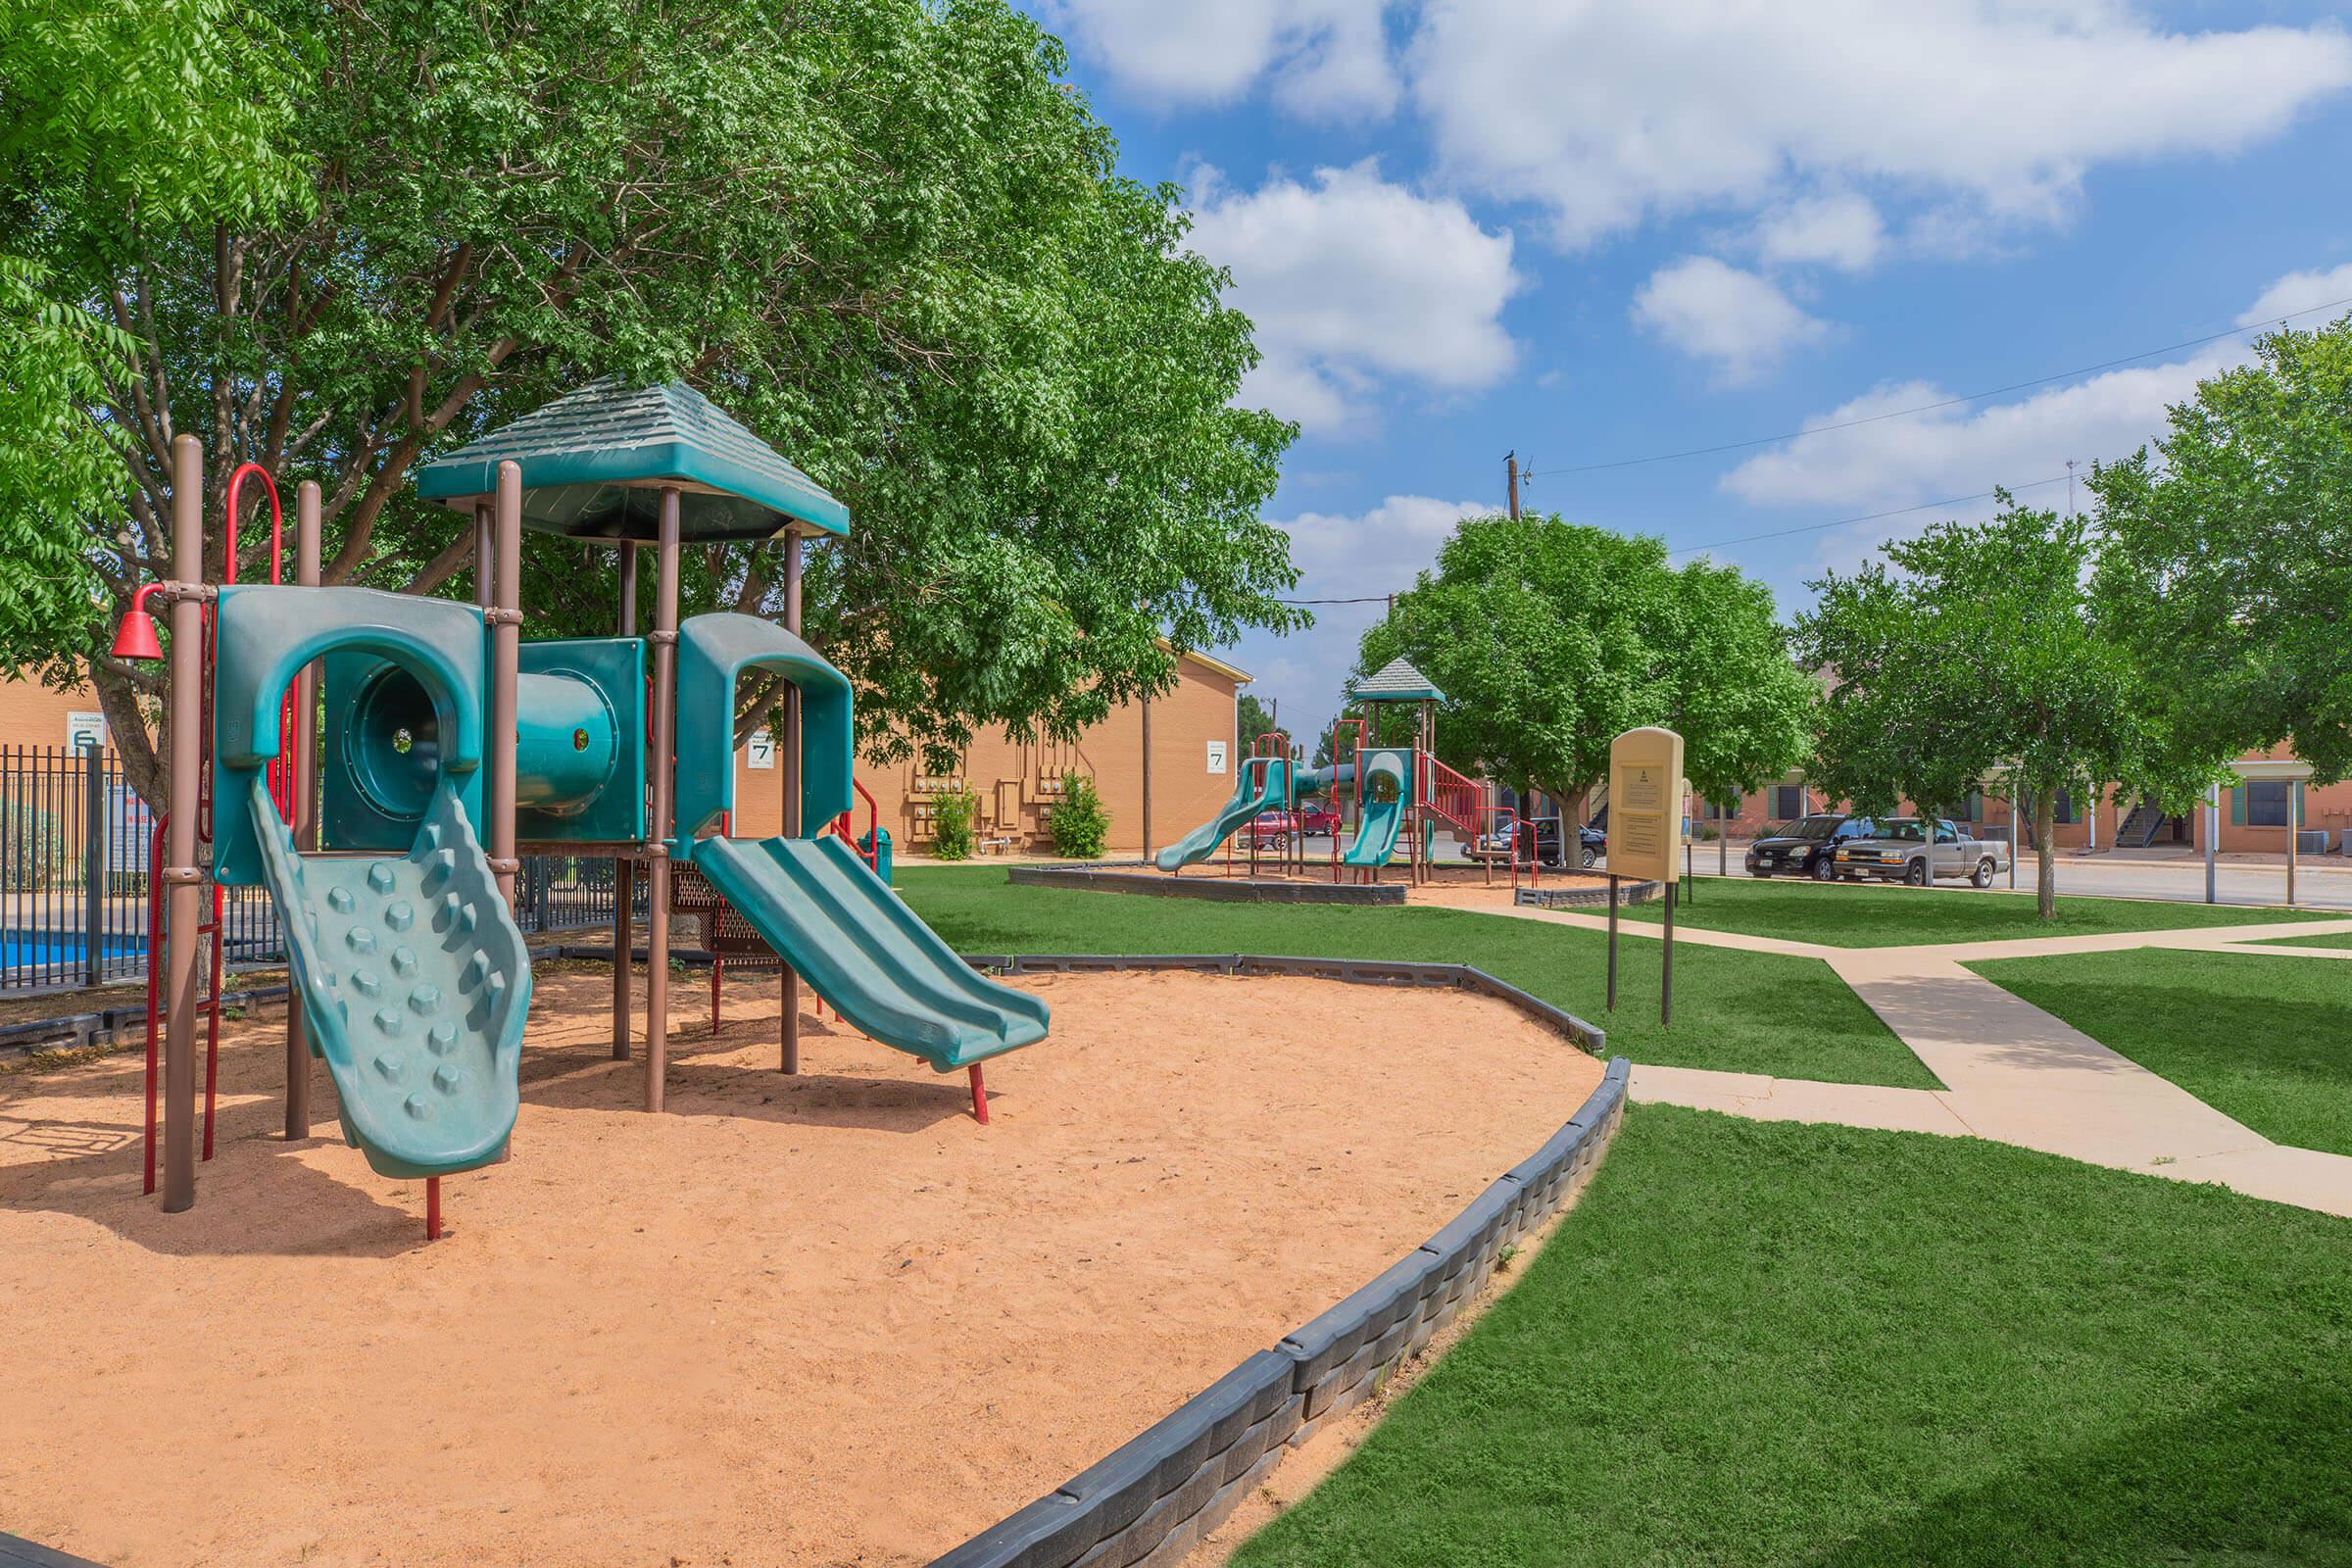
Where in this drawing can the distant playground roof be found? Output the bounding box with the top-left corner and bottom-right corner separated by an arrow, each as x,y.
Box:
1353,656 -> 1445,703
415,380 -> 849,543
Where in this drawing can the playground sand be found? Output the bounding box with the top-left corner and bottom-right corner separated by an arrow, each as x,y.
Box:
0,965 -> 1599,1568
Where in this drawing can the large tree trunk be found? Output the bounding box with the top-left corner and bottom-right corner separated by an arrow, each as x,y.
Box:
2035,792 -> 2058,919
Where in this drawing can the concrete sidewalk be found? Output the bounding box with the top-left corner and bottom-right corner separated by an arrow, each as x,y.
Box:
1444,893 -> 2352,1217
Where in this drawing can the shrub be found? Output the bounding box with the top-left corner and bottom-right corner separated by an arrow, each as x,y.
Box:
1046,771 -> 1109,858
930,785 -> 979,860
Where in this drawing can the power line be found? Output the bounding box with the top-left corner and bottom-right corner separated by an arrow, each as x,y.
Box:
1663,473 -> 2075,557
1520,292 -> 2352,480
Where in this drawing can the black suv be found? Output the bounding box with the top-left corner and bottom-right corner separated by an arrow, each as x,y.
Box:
1476,816 -> 1605,869
1745,813 -> 1875,880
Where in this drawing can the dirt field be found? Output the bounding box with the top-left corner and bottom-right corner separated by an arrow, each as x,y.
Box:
0,965 -> 1600,1567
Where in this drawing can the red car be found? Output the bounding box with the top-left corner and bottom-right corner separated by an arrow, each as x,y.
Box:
1244,810 -> 1299,848
1298,802 -> 1342,836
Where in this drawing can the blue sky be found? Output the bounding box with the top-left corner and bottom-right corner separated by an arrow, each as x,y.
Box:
1024,1 -> 2352,745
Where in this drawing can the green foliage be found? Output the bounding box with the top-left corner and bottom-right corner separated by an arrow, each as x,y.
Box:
1794,504 -> 2161,915
1237,693 -> 1282,756
928,784 -> 979,860
0,0 -> 309,705
2091,318 -> 2352,785
1044,770 -> 1108,858
2,0 -> 1301,808
1354,514 -> 1813,810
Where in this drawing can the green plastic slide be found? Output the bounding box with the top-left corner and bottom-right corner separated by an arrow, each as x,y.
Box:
1155,760 -> 1290,871
250,773 -> 529,1177
690,832 -> 1046,1068
1341,796 -> 1405,868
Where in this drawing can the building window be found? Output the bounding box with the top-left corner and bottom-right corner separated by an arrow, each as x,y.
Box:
1772,784 -> 1804,820
2051,790 -> 2075,824
2246,780 -> 2290,827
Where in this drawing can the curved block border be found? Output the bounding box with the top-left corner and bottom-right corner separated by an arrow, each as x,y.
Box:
931,955 -> 1628,1568
1007,863 -> 1407,905
1517,878 -> 1664,909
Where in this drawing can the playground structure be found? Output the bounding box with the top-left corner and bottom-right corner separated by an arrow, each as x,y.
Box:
1156,656 -> 1494,887
110,380 -> 1047,1237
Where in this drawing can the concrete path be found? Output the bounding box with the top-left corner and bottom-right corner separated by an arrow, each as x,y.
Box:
1440,892 -> 2352,1217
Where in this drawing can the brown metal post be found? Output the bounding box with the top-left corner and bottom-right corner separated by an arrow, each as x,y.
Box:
644,489 -> 681,1111
1140,691 -> 1153,859
488,464 -> 521,909
284,480 -> 321,1140
162,434 -> 204,1211
612,546 -> 638,1059
781,532 -> 803,1076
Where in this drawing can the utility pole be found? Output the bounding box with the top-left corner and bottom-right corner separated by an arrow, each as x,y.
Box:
2067,458 -> 2078,517
1506,452 -> 1520,520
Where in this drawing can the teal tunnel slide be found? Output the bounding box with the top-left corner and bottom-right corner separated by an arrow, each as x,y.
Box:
212,593 -> 1045,1182
214,588 -> 530,1179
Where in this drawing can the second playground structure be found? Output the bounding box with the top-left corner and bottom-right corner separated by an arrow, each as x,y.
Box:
117,379 -> 1047,1235
1156,656 -> 1486,884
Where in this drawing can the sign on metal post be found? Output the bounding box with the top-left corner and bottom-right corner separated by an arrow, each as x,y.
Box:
1606,726 -> 1686,1027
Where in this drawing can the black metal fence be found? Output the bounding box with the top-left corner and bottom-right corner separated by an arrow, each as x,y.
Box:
0,744 -> 646,994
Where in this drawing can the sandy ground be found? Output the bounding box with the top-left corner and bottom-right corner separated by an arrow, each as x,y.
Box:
0,965 -> 1599,1568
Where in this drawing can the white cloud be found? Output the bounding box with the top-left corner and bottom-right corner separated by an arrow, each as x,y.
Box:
1038,0 -> 1396,120
2237,263 -> 2352,329
1755,190 -> 1886,273
1709,262 -> 2352,569
1408,2 -> 2352,246
1633,258 -> 1829,383
1189,161 -> 1523,435
1235,494 -> 1492,729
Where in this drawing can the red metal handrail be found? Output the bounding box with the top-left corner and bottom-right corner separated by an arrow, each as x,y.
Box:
1422,754 -> 1481,837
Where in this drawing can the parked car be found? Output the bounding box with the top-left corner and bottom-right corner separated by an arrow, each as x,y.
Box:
1745,813 -> 1877,880
1297,801 -> 1342,837
1475,817 -> 1604,869
1833,817 -> 2013,888
1244,809 -> 1298,849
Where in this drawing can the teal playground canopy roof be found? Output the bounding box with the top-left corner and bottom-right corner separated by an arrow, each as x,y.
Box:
1353,656 -> 1445,704
415,380 -> 849,544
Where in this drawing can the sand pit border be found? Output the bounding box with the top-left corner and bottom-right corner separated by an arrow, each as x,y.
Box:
933,956 -> 1629,1568
1517,877 -> 1666,909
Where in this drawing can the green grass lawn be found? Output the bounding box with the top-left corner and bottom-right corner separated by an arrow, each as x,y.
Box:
2263,929 -> 2352,951
1235,1105 -> 2352,1568
1618,874 -> 2329,947
1971,948 -> 2352,1156
897,868 -> 1937,1089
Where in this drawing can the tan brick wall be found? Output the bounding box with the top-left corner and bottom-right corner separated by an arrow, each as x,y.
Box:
722,652 -> 1242,856
0,674 -> 109,753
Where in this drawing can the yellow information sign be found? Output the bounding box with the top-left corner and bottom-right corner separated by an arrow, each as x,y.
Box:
1606,726 -> 1685,883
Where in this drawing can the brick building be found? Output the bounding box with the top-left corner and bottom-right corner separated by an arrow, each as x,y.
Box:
637,644 -> 1250,858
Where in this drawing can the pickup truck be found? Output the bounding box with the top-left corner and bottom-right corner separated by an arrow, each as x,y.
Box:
1832,818 -> 2013,888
